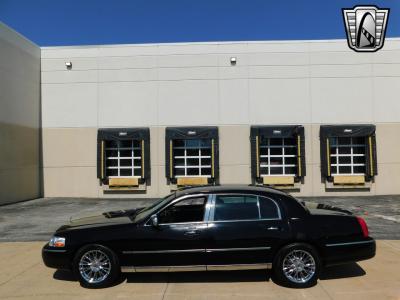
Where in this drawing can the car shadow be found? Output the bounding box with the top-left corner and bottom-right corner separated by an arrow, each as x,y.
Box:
53,269 -> 77,282
53,269 -> 126,287
53,262 -> 365,286
320,262 -> 366,280
52,269 -> 271,284
124,269 -> 272,283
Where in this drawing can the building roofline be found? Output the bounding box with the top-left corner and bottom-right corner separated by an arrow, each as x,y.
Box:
0,21 -> 40,49
40,37 -> 400,50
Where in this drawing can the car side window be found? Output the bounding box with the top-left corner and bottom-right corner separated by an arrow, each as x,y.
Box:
214,195 -> 259,221
157,196 -> 207,224
259,196 -> 280,219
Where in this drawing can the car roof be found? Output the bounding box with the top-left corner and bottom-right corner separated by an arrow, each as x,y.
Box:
175,184 -> 288,197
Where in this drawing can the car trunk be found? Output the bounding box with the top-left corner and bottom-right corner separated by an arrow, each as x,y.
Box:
301,201 -> 352,215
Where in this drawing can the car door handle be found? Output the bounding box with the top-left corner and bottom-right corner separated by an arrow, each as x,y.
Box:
266,226 -> 280,231
184,230 -> 199,236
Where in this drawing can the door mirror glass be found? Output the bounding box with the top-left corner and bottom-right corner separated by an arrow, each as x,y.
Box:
150,215 -> 158,227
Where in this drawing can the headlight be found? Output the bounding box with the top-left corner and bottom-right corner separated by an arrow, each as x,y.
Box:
49,236 -> 66,247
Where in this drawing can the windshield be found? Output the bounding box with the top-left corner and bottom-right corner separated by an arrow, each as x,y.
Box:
132,192 -> 176,222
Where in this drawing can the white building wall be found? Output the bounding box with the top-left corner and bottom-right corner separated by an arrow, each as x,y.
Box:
40,39 -> 400,198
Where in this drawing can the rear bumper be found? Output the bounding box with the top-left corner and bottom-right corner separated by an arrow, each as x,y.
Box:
42,243 -> 73,270
323,238 -> 376,266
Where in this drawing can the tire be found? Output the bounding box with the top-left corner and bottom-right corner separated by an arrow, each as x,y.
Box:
73,244 -> 120,288
273,243 -> 321,288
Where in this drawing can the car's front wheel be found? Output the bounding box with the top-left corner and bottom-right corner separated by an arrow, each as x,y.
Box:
273,243 -> 321,288
73,244 -> 120,288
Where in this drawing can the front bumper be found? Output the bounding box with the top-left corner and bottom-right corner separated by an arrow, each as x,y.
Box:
323,238 -> 376,266
42,243 -> 73,270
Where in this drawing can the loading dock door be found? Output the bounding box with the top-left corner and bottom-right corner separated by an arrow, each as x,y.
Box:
166,127 -> 219,186
320,124 -> 377,186
97,128 -> 150,189
251,125 -> 306,187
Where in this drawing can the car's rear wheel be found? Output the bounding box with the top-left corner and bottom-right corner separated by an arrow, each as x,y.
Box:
73,244 -> 120,288
273,243 -> 321,288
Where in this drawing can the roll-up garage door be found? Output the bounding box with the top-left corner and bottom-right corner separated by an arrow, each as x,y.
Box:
97,128 -> 150,188
320,124 -> 377,185
165,126 -> 219,186
250,125 -> 306,186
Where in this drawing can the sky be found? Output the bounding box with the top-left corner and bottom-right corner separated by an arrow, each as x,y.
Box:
0,0 -> 399,46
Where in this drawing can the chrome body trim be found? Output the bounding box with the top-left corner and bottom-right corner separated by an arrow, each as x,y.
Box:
326,240 -> 375,247
256,197 -> 262,218
160,221 -> 206,227
43,249 -> 67,253
120,266 -> 136,272
121,265 -> 206,272
123,246 -> 271,255
168,265 -> 206,272
121,263 -> 271,273
204,194 -> 213,222
206,246 -> 271,253
209,218 -> 281,223
207,263 -> 272,271
122,249 -> 205,254
209,193 -> 216,221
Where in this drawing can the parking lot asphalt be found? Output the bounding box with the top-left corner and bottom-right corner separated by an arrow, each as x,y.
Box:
0,195 -> 399,242
0,240 -> 399,300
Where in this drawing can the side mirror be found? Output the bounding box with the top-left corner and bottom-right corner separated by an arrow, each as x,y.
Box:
150,215 -> 159,227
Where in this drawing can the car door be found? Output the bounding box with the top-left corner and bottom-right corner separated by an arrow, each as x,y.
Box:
123,194 -> 210,268
205,193 -> 290,267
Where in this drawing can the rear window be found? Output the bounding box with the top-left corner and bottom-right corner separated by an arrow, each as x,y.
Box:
214,195 -> 280,221
259,196 -> 280,219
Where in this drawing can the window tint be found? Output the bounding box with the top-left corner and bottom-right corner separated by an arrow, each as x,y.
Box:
214,195 -> 259,221
158,196 -> 207,224
259,196 -> 280,219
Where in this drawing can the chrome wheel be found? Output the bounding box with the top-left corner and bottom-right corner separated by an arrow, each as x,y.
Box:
79,249 -> 111,284
282,249 -> 316,284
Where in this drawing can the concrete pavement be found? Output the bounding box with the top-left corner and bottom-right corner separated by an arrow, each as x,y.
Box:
0,240 -> 399,300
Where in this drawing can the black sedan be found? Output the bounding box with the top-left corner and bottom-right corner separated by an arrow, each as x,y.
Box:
42,185 -> 375,288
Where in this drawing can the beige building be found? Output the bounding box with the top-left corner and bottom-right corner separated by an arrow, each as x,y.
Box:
0,23 -> 41,204
2,21 -> 400,203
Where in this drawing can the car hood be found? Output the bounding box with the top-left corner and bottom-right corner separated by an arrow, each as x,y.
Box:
57,208 -> 142,231
68,214 -> 130,227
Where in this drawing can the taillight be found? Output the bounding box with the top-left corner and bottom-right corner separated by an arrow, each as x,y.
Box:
357,217 -> 369,237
